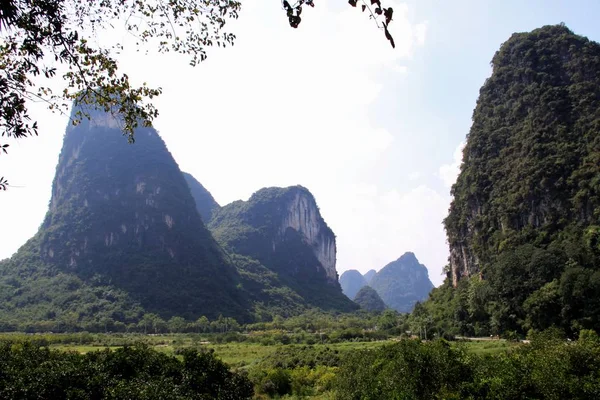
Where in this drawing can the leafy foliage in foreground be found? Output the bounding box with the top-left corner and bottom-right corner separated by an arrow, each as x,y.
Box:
0,341 -> 253,399
428,24 -> 600,336
1,0 -> 399,189
0,0 -> 240,158
283,1 -> 397,47
334,330 -> 600,400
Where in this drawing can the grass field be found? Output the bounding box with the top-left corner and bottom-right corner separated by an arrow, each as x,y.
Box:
457,339 -> 520,355
44,336 -> 519,367
49,340 -> 392,367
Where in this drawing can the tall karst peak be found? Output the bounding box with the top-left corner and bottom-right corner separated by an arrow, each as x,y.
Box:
364,269 -> 377,284
445,24 -> 600,287
209,185 -> 357,313
211,185 -> 338,284
182,172 -> 220,222
398,252 -> 418,263
370,252 -> 433,313
420,25 -> 600,335
339,269 -> 368,300
4,105 -> 249,323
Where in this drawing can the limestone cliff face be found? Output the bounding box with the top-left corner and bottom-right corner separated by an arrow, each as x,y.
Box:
208,185 -> 356,312
448,240 -> 480,287
278,189 -> 338,283
210,186 -> 342,287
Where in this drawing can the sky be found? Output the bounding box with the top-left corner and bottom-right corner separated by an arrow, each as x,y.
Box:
1,0 -> 600,286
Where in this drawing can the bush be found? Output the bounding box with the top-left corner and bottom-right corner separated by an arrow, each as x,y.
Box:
333,333 -> 600,400
0,340 -> 253,399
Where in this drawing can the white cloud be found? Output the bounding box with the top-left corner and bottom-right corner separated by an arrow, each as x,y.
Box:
439,141 -> 465,188
414,22 -> 428,46
408,171 -> 421,181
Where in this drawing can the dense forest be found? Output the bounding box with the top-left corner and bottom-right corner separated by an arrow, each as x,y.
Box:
419,24 -> 600,338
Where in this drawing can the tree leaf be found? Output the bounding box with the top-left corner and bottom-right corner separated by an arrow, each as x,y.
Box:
384,7 -> 393,25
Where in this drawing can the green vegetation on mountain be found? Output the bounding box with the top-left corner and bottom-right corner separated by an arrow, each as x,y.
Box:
183,172 -> 221,222
422,24 -> 600,337
0,104 -> 361,329
339,270 -> 368,299
353,286 -> 386,312
370,252 -> 433,313
209,186 -> 358,318
0,107 -> 251,329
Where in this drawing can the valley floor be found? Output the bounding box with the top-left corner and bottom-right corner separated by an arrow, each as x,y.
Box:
0,332 -> 519,399
51,337 -> 516,362
0,331 -> 595,399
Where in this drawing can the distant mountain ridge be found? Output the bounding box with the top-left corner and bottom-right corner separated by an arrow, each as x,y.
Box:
370,252 -> 434,313
364,269 -> 377,284
0,106 -> 358,330
339,270 -> 367,299
339,253 -> 434,312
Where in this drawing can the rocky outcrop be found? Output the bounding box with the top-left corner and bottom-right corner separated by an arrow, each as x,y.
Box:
339,270 -> 368,299
370,252 -> 433,313
448,242 -> 480,287
210,185 -> 341,285
279,190 -> 337,283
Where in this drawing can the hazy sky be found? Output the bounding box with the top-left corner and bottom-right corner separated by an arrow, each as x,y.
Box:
1,1 -> 599,286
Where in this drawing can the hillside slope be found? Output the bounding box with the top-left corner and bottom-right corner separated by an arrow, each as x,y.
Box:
370,252 -> 433,313
354,286 -> 386,312
183,172 -> 220,222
